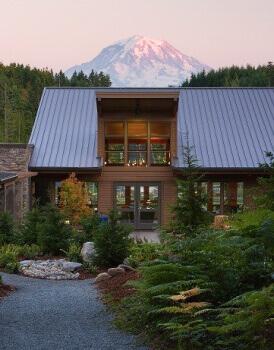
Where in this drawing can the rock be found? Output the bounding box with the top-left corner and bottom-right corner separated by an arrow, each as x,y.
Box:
19,259 -> 81,280
63,262 -> 82,272
108,267 -> 125,276
95,272 -> 111,282
20,260 -> 35,267
118,264 -> 135,271
81,242 -> 95,263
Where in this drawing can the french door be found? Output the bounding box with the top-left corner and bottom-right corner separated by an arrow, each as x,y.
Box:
114,182 -> 160,229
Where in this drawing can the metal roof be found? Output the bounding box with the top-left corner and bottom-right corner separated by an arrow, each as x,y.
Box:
28,87 -> 274,171
28,88 -> 100,169
176,88 -> 274,169
0,172 -> 17,184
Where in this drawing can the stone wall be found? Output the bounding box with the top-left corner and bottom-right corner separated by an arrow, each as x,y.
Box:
0,143 -> 33,172
0,144 -> 34,220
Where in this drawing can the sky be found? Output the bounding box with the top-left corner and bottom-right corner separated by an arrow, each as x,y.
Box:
0,0 -> 273,73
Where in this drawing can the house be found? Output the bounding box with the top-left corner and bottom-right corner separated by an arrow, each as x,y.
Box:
28,87 -> 274,229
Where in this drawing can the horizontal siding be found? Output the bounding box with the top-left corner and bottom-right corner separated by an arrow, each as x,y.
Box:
98,181 -> 112,215
162,181 -> 177,226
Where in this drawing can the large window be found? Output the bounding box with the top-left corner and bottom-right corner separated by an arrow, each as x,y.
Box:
202,181 -> 244,214
104,121 -> 170,166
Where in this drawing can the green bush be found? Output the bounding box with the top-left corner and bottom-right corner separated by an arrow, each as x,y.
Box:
93,210 -> 133,266
17,244 -> 41,259
84,263 -> 99,274
36,204 -> 70,255
230,209 -> 274,231
0,245 -> 20,273
127,241 -> 169,268
20,204 -> 41,245
61,242 -> 82,262
80,214 -> 100,243
0,212 -> 16,244
116,219 -> 274,349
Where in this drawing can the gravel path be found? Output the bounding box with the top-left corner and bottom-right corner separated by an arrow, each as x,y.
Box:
0,273 -> 149,350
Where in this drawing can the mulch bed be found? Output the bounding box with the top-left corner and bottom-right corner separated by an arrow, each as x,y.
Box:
0,283 -> 16,301
96,270 -> 142,304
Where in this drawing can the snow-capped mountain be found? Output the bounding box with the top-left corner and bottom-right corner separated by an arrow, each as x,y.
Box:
65,35 -> 212,87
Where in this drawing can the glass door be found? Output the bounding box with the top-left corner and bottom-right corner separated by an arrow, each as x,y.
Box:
114,183 -> 160,229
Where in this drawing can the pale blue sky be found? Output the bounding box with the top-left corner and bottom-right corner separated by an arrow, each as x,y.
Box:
1,0 -> 273,72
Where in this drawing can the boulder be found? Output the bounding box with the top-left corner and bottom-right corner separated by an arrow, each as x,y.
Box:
108,267 -> 125,276
62,262 -> 82,272
81,242 -> 95,263
118,264 -> 135,271
95,272 -> 111,282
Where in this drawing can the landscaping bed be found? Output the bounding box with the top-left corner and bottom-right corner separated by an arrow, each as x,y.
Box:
96,270 -> 141,304
0,282 -> 16,301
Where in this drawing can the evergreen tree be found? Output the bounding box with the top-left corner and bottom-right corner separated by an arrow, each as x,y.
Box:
167,137 -> 211,235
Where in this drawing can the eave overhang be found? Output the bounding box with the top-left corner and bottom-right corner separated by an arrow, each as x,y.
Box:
172,167 -> 266,175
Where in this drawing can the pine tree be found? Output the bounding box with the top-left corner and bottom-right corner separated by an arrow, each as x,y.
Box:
167,137 -> 211,235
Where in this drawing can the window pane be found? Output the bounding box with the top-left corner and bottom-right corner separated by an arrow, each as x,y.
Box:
151,138 -> 170,151
105,122 -> 124,136
128,152 -> 147,166
85,182 -> 98,212
212,182 -> 221,214
151,122 -> 170,136
128,138 -> 147,151
105,139 -> 124,151
128,122 -> 147,136
115,185 -> 134,209
151,152 -> 170,165
105,152 -> 124,165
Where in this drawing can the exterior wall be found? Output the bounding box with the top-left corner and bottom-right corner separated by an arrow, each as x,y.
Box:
0,144 -> 34,218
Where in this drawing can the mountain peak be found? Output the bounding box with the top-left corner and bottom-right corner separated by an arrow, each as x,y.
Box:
65,35 -> 212,87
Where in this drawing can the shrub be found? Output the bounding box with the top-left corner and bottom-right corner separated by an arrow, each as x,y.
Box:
127,241 -> 169,268
230,209 -> 274,232
0,245 -> 20,273
84,263 -> 99,274
61,242 -> 82,262
17,244 -> 41,259
93,210 -> 133,266
37,204 -> 70,255
116,220 -> 274,349
80,214 -> 100,243
0,212 -> 15,244
20,204 -> 41,245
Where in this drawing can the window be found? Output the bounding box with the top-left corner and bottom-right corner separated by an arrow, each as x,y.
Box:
105,122 -> 124,166
104,121 -> 171,166
202,182 -> 244,214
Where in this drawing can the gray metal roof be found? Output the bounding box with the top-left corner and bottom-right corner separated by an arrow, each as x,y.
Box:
0,172 -> 17,184
176,88 -> 274,169
28,88 -> 100,169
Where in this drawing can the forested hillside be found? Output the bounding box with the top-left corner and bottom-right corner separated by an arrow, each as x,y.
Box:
181,63 -> 274,87
0,63 -> 111,143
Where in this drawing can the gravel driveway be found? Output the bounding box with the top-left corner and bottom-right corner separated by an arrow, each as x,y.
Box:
0,273 -> 149,350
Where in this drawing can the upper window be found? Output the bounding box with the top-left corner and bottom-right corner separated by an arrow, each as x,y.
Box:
104,121 -> 170,167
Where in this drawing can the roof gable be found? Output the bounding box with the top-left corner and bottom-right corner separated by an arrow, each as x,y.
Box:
176,88 -> 274,169
29,88 -> 100,169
